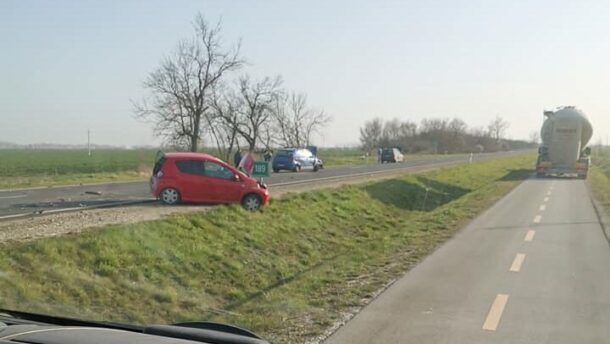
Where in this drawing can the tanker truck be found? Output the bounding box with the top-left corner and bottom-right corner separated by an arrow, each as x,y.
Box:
536,106 -> 592,179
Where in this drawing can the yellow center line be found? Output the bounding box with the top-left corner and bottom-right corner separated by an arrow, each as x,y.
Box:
524,230 -> 535,242
539,205 -> 546,211
482,294 -> 510,331
533,215 -> 542,223
509,253 -> 526,272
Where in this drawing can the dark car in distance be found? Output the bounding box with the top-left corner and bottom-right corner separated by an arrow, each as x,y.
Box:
272,148 -> 323,172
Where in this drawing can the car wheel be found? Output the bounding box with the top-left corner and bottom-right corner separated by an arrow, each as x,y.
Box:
292,165 -> 301,172
242,193 -> 262,211
160,188 -> 180,205
273,168 -> 279,173
313,165 -> 319,172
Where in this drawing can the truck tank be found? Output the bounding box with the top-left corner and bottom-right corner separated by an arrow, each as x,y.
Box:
538,106 -> 592,176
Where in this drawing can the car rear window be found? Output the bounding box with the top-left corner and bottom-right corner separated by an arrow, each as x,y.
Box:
276,150 -> 293,157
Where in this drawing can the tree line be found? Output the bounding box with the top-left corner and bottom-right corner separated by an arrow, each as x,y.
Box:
133,14 -> 330,161
359,115 -> 534,154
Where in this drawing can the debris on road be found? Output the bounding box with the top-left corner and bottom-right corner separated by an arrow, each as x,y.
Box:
85,191 -> 102,196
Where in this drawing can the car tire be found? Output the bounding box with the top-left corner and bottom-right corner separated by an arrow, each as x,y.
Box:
273,168 -> 279,173
242,193 -> 262,211
313,165 -> 319,172
292,165 -> 301,172
160,187 -> 180,205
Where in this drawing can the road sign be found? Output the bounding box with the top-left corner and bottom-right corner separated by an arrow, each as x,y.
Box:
251,161 -> 270,177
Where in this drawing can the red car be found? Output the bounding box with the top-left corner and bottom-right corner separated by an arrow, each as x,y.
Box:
150,152 -> 270,210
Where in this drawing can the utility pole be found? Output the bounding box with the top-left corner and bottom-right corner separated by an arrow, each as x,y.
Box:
87,129 -> 91,157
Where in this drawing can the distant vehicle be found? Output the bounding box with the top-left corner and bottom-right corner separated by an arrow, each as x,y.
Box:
380,147 -> 404,163
272,148 -> 323,172
150,152 -> 270,210
536,106 -> 593,179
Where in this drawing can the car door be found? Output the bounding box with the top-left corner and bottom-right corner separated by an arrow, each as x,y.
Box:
203,160 -> 244,203
174,159 -> 212,202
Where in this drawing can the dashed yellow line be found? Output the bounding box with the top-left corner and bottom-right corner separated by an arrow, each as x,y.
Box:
482,294 -> 510,331
509,253 -> 526,272
524,230 -> 535,242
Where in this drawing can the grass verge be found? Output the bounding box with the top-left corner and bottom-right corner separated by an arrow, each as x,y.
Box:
0,155 -> 533,342
587,149 -> 610,219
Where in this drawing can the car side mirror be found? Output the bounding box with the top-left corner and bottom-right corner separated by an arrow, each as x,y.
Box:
233,174 -> 241,182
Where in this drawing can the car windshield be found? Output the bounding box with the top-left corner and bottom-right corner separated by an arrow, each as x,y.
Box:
2,2 -> 608,344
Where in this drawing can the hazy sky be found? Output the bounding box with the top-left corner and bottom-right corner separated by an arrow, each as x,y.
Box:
2,0 -> 610,147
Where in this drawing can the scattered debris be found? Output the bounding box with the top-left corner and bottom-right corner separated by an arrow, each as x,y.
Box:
85,191 -> 102,196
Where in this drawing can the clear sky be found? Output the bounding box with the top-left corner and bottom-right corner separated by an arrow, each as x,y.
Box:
2,0 -> 610,147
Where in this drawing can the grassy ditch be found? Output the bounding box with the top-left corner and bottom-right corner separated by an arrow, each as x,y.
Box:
0,155 -> 533,342
588,149 -> 610,212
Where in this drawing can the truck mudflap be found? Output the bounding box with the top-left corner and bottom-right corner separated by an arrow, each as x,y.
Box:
575,162 -> 589,179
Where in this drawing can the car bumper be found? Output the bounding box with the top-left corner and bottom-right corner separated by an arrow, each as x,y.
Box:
261,189 -> 270,205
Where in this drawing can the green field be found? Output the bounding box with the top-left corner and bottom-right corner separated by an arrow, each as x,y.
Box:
0,149 -> 159,189
0,148 -> 452,189
0,154 -> 534,342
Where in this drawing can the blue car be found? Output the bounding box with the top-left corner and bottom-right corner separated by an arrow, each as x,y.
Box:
272,148 -> 323,172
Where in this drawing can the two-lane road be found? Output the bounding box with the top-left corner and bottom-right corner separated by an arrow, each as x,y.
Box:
326,177 -> 610,343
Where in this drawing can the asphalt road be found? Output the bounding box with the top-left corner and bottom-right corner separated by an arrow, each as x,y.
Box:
0,151 -> 525,219
325,177 -> 610,343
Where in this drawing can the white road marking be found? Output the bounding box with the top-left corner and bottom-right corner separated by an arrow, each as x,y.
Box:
482,294 -> 510,331
543,197 -> 550,202
0,194 -> 27,199
547,191 -> 552,196
539,205 -> 546,211
524,230 -> 536,242
533,215 -> 542,223
509,253 -> 526,272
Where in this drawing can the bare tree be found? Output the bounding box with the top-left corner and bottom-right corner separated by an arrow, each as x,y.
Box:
221,75 -> 283,150
208,85 -> 241,161
359,118 -> 384,152
488,115 -> 510,141
447,117 -> 467,151
381,118 -> 401,147
133,14 -> 243,151
273,92 -> 331,147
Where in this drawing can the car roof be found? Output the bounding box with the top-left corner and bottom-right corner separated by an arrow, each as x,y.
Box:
164,152 -> 222,161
